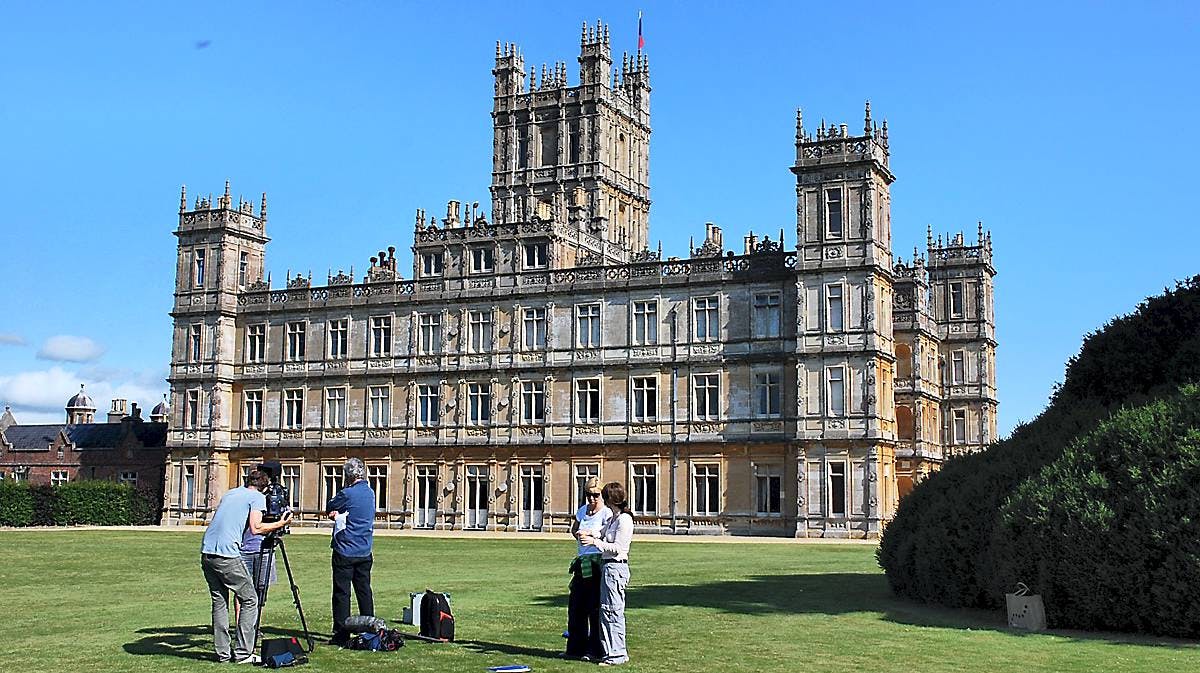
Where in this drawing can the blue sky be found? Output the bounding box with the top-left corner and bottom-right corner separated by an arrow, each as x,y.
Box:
0,1 -> 1197,430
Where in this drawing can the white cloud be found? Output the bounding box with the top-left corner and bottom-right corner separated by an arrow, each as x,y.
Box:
0,365 -> 167,420
0,332 -> 25,346
37,335 -> 106,363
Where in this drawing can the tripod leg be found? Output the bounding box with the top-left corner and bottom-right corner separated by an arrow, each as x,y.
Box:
276,539 -> 315,652
251,546 -> 270,656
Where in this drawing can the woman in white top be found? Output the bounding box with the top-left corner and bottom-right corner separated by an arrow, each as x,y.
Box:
578,481 -> 633,666
564,478 -> 612,660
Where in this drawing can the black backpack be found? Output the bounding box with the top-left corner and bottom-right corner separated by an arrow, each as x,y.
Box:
419,590 -> 455,641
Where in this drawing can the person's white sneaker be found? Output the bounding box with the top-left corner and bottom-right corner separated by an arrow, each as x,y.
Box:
234,654 -> 261,665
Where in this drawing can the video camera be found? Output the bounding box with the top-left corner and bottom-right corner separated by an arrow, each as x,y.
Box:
257,461 -> 291,531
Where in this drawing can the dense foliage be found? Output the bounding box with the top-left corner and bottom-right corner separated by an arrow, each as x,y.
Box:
879,276 -> 1200,634
0,481 -> 159,526
991,386 -> 1200,637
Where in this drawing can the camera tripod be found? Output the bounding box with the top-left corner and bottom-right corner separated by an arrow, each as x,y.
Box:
250,531 -> 315,653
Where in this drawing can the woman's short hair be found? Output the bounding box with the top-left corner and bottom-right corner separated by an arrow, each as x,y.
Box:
343,457 -> 366,483
246,469 -> 270,490
601,481 -> 627,513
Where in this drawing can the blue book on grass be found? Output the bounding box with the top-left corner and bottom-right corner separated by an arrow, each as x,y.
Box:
488,666 -> 531,673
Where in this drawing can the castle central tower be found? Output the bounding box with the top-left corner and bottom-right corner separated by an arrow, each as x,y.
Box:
490,21 -> 651,253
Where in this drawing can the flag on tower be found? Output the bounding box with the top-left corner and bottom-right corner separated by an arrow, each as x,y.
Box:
637,11 -> 645,51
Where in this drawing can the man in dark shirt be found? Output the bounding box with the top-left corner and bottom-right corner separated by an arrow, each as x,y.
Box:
326,457 -> 376,644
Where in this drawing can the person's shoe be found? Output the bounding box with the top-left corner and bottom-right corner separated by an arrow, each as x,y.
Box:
598,658 -> 629,667
234,654 -> 261,665
580,654 -> 593,662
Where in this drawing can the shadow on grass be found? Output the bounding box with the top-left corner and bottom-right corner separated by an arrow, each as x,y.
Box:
458,639 -> 563,660
538,573 -> 1199,650
123,624 -> 319,661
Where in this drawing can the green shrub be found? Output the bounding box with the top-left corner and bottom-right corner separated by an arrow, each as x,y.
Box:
0,481 -> 35,526
0,481 -> 159,526
990,386 -> 1200,637
879,276 -> 1200,623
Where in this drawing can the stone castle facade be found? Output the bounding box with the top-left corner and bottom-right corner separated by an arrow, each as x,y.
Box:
163,22 -> 996,537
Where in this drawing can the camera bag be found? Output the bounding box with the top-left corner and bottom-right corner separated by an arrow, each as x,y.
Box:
261,637 -> 308,667
419,590 -> 455,641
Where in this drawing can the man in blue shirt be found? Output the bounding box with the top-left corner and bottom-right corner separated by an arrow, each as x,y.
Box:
200,469 -> 292,663
326,457 -> 376,644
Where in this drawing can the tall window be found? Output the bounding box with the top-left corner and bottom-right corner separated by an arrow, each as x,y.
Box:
827,366 -> 846,417
193,249 -> 206,287
325,388 -> 346,428
568,120 -> 581,164
953,409 -> 967,444
238,251 -> 249,287
415,465 -> 437,528
517,127 -> 529,169
693,374 -> 720,420
576,303 -> 601,348
189,324 -> 202,361
119,471 -> 138,486
521,381 -> 545,424
470,247 -> 494,273
519,465 -> 544,530
574,463 -> 600,508
755,464 -> 782,516
244,391 -> 263,430
753,292 -> 781,338
370,316 -> 392,357
283,389 -> 304,429
951,350 -> 966,384
417,385 -> 440,425
323,465 -> 341,505
539,125 -> 557,167
286,322 -> 306,361
246,324 -> 266,363
369,386 -> 390,428
826,284 -> 844,332
949,282 -> 965,318
523,308 -> 546,350
180,464 -> 196,509
693,296 -> 719,342
523,242 -> 548,269
421,252 -> 444,277
468,311 -> 492,353
418,313 -> 442,354
828,462 -> 847,516
825,188 -> 843,238
185,390 -> 200,428
468,383 -> 491,425
754,371 -> 781,417
465,465 -> 489,529
576,378 -> 600,424
281,465 -> 301,509
631,376 -> 657,422
51,470 -> 69,487
693,464 -> 720,516
631,464 -> 657,515
632,300 -> 658,345
328,319 -> 348,359
368,465 -> 388,511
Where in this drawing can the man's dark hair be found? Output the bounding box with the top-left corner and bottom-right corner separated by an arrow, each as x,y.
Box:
246,469 -> 270,491
601,481 -> 628,515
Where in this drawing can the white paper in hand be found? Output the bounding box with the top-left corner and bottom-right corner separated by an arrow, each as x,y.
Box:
333,512 -> 348,537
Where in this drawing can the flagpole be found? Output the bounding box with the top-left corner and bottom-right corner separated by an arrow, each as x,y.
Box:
637,10 -> 644,53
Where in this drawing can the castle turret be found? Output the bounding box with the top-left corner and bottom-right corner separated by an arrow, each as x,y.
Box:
167,180 -> 270,518
66,384 -> 95,424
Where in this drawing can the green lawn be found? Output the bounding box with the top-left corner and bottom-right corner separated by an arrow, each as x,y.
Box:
0,531 -> 1195,672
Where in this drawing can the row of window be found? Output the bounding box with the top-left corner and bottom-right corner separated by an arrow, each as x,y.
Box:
0,470 -> 137,486
209,294 -> 790,364
173,462 -> 786,523
419,241 -> 549,277
191,249 -> 254,288
191,371 -> 790,430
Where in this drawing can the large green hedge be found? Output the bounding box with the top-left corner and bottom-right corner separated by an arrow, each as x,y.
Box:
879,276 -> 1200,630
990,386 -> 1200,637
0,481 -> 160,526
